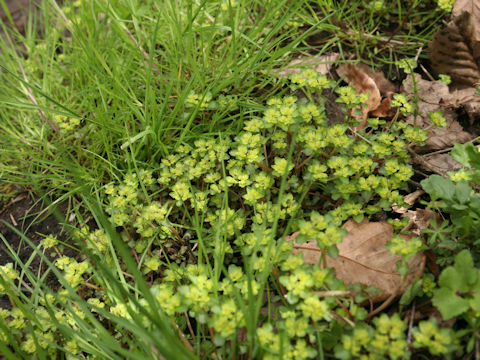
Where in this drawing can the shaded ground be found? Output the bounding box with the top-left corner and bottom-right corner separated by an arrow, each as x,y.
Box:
0,193 -> 72,309
0,0 -> 33,33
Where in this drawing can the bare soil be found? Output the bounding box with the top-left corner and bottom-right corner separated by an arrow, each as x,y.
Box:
0,193 -> 73,309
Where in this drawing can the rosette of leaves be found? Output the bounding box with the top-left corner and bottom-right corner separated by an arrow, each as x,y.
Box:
432,250 -> 480,320
421,142 -> 480,254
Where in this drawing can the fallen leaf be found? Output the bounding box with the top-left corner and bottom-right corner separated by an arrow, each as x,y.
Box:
274,53 -> 340,76
288,218 -> 425,303
354,64 -> 396,95
418,153 -> 464,175
337,63 -> 382,127
452,0 -> 480,39
404,189 -> 425,206
402,208 -> 439,237
429,11 -> 480,86
444,87 -> 480,124
371,92 -> 394,118
402,74 -> 474,152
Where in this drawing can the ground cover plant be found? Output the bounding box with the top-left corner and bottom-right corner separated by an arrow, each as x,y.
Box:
0,0 -> 479,359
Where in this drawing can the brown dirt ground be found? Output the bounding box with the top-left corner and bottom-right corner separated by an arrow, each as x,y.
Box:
0,193 -> 74,309
0,0 -> 33,33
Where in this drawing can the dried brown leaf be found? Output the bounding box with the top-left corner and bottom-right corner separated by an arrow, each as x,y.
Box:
429,11 -> 480,86
418,153 -> 464,175
288,219 -> 425,303
371,92 -> 393,118
404,190 -> 425,206
354,64 -> 396,95
444,87 -> 480,124
402,74 -> 474,151
452,0 -> 480,42
274,53 -> 340,76
337,64 -> 382,126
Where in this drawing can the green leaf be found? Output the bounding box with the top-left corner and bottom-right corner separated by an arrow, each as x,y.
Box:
421,175 -> 455,201
396,260 -> 410,277
469,291 -> 480,313
432,288 -> 470,319
451,142 -> 480,168
400,278 -> 423,306
467,334 -> 476,353
327,245 -> 339,259
353,213 -> 364,223
454,250 -> 477,287
454,181 -> 472,204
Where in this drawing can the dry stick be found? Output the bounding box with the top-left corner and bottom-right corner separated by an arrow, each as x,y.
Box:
419,63 -> 436,82
172,319 -> 194,353
424,135 -> 480,157
366,277 -> 407,321
348,128 -> 373,145
316,290 -> 351,297
407,146 -> 448,177
354,31 -> 419,47
17,61 -> 58,134
406,302 -> 415,344
329,309 -> 355,327
184,312 -> 196,341
413,46 -> 423,64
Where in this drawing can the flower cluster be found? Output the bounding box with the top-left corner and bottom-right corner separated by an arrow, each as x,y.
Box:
428,111 -> 447,128
436,0 -> 455,12
55,114 -> 80,131
413,319 -> 457,355
0,263 -> 18,294
335,314 -> 408,359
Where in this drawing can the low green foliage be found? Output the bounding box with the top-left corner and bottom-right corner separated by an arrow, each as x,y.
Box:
432,250 -> 480,320
0,0 -> 477,359
421,142 -> 480,261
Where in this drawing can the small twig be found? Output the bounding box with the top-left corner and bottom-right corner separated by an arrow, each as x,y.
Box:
385,108 -> 400,133
316,290 -> 352,297
406,302 -> 415,344
408,179 -> 422,189
184,312 -> 196,341
424,135 -> 480,157
272,266 -> 287,298
348,127 -> 373,145
345,31 -> 419,47
408,146 -> 447,177
172,319 -> 194,353
168,226 -> 185,246
367,278 -> 407,321
419,63 -> 435,82
413,46 -> 423,64
329,309 -> 355,327
82,281 -> 104,292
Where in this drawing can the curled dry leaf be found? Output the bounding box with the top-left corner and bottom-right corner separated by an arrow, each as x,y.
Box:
371,92 -> 394,118
336,63 -> 382,127
404,189 -> 425,206
402,74 -> 474,152
429,11 -> 480,86
274,53 -> 340,77
288,218 -> 425,303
